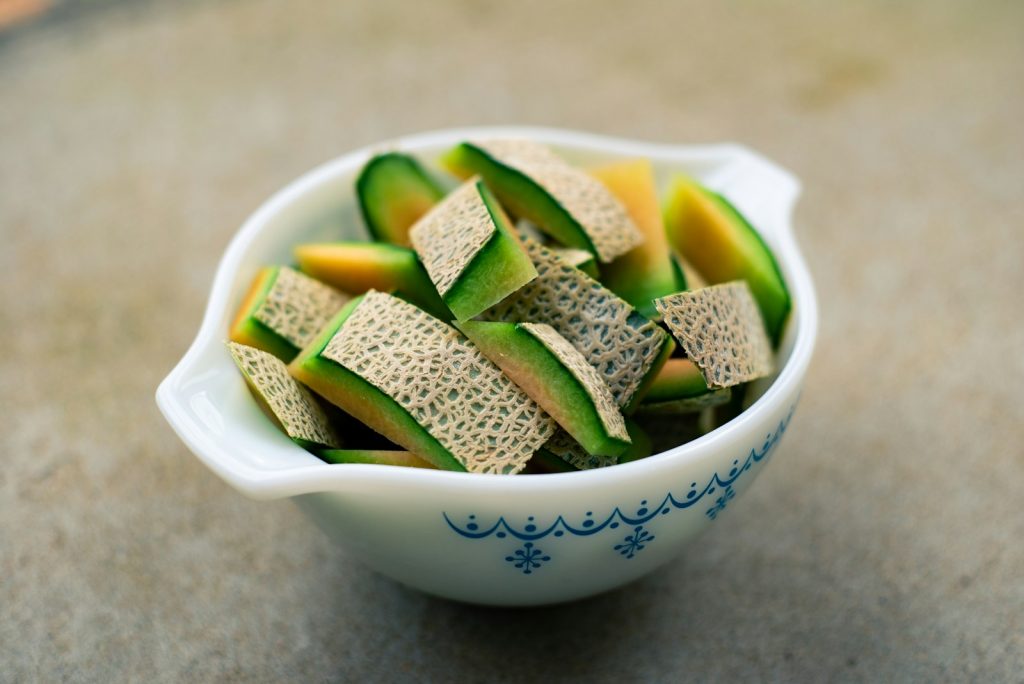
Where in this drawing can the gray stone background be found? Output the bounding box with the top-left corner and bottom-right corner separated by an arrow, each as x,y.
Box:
1,0 -> 1021,681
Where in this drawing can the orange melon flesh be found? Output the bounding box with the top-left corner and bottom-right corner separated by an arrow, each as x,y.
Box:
356,152 -> 445,247
229,267 -> 292,356
663,176 -> 791,346
591,159 -> 686,318
228,266 -> 344,362
293,242 -> 449,319
230,267 -> 272,337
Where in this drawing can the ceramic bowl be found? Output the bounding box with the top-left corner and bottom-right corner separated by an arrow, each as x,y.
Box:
156,127 -> 817,607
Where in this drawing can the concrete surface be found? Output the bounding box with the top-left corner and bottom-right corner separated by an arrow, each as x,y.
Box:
1,0 -> 1022,681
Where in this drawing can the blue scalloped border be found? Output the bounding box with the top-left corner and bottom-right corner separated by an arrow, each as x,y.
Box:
444,403 -> 796,543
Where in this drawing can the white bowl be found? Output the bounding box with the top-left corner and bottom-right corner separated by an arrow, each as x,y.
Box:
156,127 -> 817,606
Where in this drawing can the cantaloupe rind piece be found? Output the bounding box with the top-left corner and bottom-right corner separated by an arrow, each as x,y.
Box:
410,178 -> 538,321
293,241 -> 449,318
643,358 -> 711,402
229,266 -> 349,362
457,320 -> 630,457
227,341 -> 340,450
482,236 -> 673,412
663,175 -> 791,346
591,159 -> 686,319
289,291 -> 555,474
655,282 -> 774,389
442,140 -> 644,263
636,357 -> 731,416
356,152 -> 446,247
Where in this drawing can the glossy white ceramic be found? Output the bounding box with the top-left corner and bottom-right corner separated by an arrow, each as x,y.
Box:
156,127 -> 817,606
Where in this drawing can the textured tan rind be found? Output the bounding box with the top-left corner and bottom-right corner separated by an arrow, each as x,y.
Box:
227,342 -> 340,448
655,282 -> 774,389
475,140 -> 644,262
320,291 -> 555,474
484,237 -> 668,408
543,430 -> 618,470
408,178 -> 495,297
550,247 -> 595,269
520,322 -> 628,442
253,266 -> 349,350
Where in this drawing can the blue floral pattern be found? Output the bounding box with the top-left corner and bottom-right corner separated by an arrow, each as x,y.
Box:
445,404 -> 796,574
614,526 -> 655,559
705,485 -> 736,520
505,542 -> 551,574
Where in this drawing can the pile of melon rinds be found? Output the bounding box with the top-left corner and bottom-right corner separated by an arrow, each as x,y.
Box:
226,140 -> 790,474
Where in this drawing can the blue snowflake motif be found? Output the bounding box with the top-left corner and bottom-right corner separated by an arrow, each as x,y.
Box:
614,526 -> 655,559
505,542 -> 551,574
705,485 -> 736,520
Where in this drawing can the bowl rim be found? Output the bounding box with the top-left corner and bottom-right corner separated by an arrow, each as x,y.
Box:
156,126 -> 818,500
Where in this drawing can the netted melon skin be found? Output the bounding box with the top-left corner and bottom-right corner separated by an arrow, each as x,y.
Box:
655,282 -> 774,389
252,266 -> 349,351
227,342 -> 340,448
483,237 -> 671,409
410,178 -> 537,321
520,323 -> 628,443
320,291 -> 555,474
409,179 -> 495,298
466,140 -> 644,263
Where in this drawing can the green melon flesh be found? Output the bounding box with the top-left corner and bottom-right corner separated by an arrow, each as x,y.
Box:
644,358 -> 710,402
293,242 -> 449,319
591,159 -> 686,318
441,142 -> 603,258
480,236 -> 674,414
613,419 -> 653,463
637,358 -> 734,415
356,152 -> 446,247
318,449 -> 437,468
289,297 -> 467,472
663,176 -> 791,346
457,320 -> 631,457
411,180 -> 539,321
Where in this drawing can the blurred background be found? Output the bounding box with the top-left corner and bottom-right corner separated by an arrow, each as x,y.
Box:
1,1 -> 1021,681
